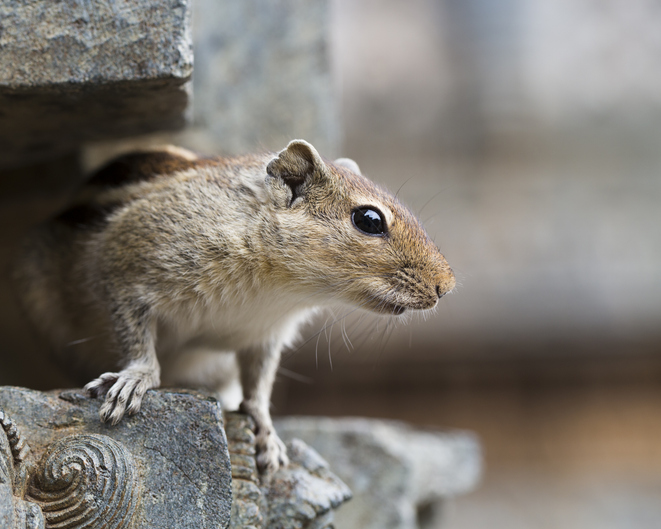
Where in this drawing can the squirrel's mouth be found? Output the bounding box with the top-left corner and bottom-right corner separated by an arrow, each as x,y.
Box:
367,299 -> 407,316
388,304 -> 407,316
367,295 -> 440,314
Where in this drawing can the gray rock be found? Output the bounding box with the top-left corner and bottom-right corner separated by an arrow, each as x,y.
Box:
225,413 -> 263,529
275,417 -> 483,529
0,409 -> 45,529
174,0 -> 340,157
0,1 -> 192,88
1,0 -> 339,172
264,439 -> 352,529
0,387 -> 232,529
0,0 -> 193,169
226,413 -> 352,529
0,388 -> 353,529
0,483 -> 45,529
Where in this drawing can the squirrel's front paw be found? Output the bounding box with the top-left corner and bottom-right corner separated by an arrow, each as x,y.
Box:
84,368 -> 159,425
255,429 -> 289,476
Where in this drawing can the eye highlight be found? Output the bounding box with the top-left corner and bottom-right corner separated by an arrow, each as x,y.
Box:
352,206 -> 387,236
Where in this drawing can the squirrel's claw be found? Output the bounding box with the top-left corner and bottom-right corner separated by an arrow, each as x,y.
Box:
85,369 -> 158,425
84,372 -> 120,397
255,428 -> 290,478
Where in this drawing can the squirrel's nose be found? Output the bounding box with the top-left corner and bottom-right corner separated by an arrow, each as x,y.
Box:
435,265 -> 456,299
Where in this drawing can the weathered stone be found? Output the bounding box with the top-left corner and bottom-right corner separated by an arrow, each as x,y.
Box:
0,409 -> 45,529
1,388 -> 480,528
0,387 -> 232,529
276,417 -> 483,529
226,413 -> 352,529
0,0 -> 193,169
263,438 -> 353,529
0,484 -> 45,529
175,0 -> 339,157
28,434 -> 140,529
1,390 -> 353,529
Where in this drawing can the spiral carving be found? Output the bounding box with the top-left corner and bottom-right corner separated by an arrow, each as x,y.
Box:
26,434 -> 140,529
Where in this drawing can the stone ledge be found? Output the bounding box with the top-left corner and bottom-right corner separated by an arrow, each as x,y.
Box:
0,0 -> 193,169
276,416 -> 482,529
0,387 -> 481,528
0,387 -> 232,529
226,413 -> 352,529
0,1 -> 192,88
0,387 -> 353,529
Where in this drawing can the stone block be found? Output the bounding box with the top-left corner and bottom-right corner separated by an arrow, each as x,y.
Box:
0,388 -> 353,529
175,0 -> 339,157
0,0 -> 193,169
276,417 -> 482,529
226,413 -> 352,529
0,387 -> 232,529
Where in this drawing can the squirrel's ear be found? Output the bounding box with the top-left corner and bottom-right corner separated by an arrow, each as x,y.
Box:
267,140 -> 327,185
334,157 -> 361,175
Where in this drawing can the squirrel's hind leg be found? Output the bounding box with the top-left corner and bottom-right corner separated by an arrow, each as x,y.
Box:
237,344 -> 289,477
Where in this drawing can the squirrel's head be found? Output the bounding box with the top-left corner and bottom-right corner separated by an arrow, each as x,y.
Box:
265,140 -> 455,315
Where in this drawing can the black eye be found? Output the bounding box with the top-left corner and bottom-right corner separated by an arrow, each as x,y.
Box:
352,206 -> 386,236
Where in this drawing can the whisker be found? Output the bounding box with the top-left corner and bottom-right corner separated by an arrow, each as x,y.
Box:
394,177 -> 413,200
373,317 -> 397,368
277,366 -> 314,384
416,188 -> 445,217
66,336 -> 96,346
282,290 -> 391,365
340,317 -> 353,351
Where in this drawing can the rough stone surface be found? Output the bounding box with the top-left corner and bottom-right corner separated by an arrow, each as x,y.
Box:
0,387 -> 232,529
276,417 -> 483,529
174,0 -> 339,158
264,438 -> 352,529
0,0 -> 193,169
0,1 -> 192,87
226,413 -> 352,529
1,408 -> 45,529
225,413 -> 263,529
0,483 -> 45,529
0,388 -> 354,529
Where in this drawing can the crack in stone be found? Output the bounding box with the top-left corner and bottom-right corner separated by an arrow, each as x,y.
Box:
143,443 -> 205,495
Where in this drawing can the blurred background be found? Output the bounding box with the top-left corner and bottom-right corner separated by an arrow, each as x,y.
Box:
280,1 -> 661,527
2,0 -> 661,527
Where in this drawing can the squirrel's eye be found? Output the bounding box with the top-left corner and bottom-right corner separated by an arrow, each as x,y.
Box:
352,206 -> 386,236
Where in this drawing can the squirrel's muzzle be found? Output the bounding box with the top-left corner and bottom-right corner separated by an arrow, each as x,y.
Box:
434,255 -> 456,300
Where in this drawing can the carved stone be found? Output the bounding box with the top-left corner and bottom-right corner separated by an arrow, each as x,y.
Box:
0,388 -> 232,528
225,413 -> 352,529
27,434 -> 140,529
0,409 -> 45,529
0,388 -> 353,529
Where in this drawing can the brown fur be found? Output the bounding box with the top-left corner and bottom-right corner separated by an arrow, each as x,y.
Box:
14,140 -> 455,475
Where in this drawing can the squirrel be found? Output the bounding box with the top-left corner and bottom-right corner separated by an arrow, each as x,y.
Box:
13,140 -> 455,475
